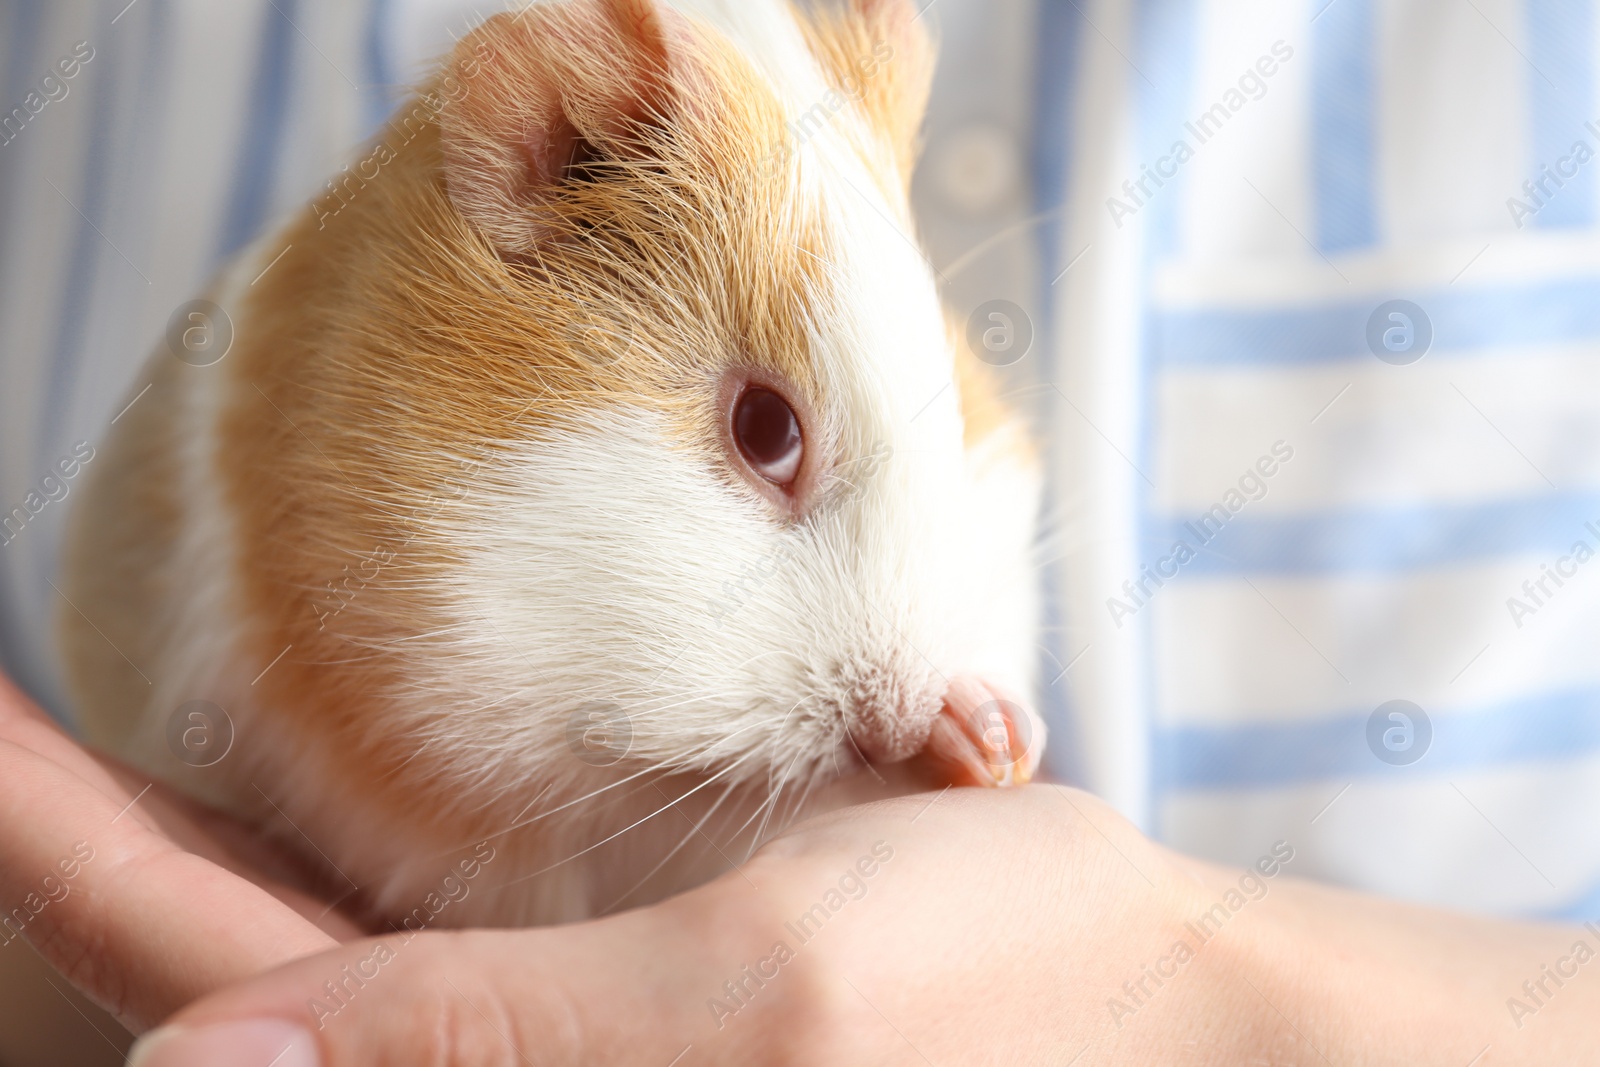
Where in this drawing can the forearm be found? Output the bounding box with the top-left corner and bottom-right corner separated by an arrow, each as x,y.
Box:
734,787 -> 1600,1064
1183,854 -> 1600,1065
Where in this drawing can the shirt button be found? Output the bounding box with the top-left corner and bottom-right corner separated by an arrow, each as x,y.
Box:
927,121 -> 1022,217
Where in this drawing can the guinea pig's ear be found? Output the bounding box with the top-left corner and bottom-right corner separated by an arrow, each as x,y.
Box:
801,0 -> 935,186
437,0 -> 694,257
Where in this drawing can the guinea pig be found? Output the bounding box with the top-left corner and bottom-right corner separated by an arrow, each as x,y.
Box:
58,0 -> 1043,928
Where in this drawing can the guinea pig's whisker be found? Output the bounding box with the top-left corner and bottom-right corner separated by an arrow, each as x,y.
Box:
783,761 -> 832,831
766,695 -> 808,754
1032,499 -> 1082,540
727,713 -> 806,844
436,713 -> 773,858
419,762 -> 663,862
508,780 -> 556,826
666,716 -> 775,773
743,748 -> 807,860
1028,514 -> 1093,572
937,204 -> 1070,282
836,711 -> 887,786
598,776 -> 746,916
484,750 -> 761,895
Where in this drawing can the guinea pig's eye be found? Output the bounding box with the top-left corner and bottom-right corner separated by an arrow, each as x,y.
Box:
732,387 -> 803,486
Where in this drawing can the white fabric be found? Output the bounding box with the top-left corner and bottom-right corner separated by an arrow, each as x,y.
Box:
1040,0 -> 1600,918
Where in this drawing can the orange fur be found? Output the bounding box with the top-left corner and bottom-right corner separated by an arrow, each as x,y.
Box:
798,0 -> 935,198
946,310 -> 1034,463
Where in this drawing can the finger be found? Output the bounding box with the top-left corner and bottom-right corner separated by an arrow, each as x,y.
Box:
0,669 -> 135,801
0,739 -> 336,1033
0,670 -> 363,940
126,888 -> 780,1067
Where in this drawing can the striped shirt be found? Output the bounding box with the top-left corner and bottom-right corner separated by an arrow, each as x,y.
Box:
1036,0 -> 1600,920
2,0 -> 1595,921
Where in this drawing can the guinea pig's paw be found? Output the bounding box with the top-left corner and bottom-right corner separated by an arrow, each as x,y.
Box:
919,676 -> 1045,788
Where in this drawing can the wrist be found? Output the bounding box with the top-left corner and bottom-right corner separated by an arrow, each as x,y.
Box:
1177,853 -> 1352,1064
1093,841 -> 1311,1063
1186,855 -> 1594,1066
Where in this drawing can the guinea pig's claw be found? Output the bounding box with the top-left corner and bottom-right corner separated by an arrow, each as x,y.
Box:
919,676 -> 1045,788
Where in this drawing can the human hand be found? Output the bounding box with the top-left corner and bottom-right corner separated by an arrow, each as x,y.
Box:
124,781 -> 1600,1066
0,673 -> 354,1033
119,784 -> 1233,1066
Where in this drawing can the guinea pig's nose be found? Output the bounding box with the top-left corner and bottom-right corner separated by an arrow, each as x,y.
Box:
841,669 -> 945,765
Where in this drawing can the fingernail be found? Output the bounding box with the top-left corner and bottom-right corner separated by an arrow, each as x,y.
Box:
129,1020 -> 320,1067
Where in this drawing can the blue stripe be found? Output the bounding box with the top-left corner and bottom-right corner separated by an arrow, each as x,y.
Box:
1526,0 -> 1597,230
1,0 -> 47,107
1149,492 -> 1600,576
361,0 -> 397,138
1032,0 -> 1088,787
1310,0 -> 1378,252
1155,274 -> 1600,366
0,0 -> 48,699
1030,0 -> 1083,314
216,0 -> 297,260
1135,0 -> 1199,832
1547,872 -> 1600,922
40,1 -> 120,460
1132,0 -> 1195,258
1157,684 -> 1600,789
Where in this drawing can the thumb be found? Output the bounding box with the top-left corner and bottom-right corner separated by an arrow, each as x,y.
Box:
125,883 -> 789,1067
